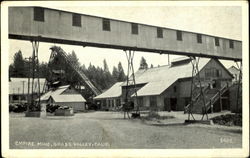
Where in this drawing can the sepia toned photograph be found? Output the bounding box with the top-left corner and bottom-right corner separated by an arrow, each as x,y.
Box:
1,1 -> 249,158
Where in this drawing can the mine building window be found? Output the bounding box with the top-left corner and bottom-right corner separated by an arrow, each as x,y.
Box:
116,99 -> 121,106
205,68 -> 222,77
137,97 -> 144,107
34,7 -> 44,22
173,86 -> 177,92
197,34 -> 202,43
12,95 -> 19,100
157,27 -> 163,38
111,100 -> 114,107
215,37 -> 220,46
150,96 -> 157,108
21,95 -> 26,100
216,69 -> 222,77
102,19 -> 110,31
72,14 -> 81,27
176,30 -> 182,41
229,40 -> 234,49
131,23 -> 138,35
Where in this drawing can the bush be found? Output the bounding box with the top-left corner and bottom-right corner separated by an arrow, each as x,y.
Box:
148,111 -> 161,119
9,103 -> 27,113
9,104 -> 17,112
211,114 -> 242,126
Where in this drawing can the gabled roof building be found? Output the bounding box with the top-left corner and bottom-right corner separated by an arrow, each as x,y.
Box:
95,57 -> 233,112
40,85 -> 86,112
228,65 -> 241,83
94,82 -> 123,110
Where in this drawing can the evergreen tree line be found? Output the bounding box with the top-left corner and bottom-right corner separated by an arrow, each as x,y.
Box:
9,50 -> 131,91
9,50 -> 49,79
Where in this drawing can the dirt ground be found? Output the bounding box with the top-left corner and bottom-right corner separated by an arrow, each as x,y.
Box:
9,111 -> 242,149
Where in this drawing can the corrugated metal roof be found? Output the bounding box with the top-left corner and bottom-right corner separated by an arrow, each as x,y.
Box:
131,58 -> 210,96
9,78 -> 46,95
94,82 -> 123,99
94,58 -> 211,98
51,95 -> 86,102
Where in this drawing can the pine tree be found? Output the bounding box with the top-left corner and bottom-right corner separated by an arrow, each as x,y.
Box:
117,62 -> 126,81
103,59 -> 109,73
139,56 -> 148,70
68,50 -> 80,67
112,66 -> 119,82
12,50 -> 26,77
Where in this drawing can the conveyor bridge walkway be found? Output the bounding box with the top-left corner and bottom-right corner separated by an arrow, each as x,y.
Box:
50,46 -> 101,96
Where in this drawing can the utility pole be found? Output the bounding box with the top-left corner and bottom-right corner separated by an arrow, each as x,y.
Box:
22,81 -> 25,102
25,57 -> 32,111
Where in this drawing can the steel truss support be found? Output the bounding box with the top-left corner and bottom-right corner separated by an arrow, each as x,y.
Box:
188,56 -> 208,120
124,50 -> 139,119
28,40 -> 41,111
235,61 -> 242,113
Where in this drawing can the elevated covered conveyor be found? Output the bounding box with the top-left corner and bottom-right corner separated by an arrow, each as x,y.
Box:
9,7 -> 242,61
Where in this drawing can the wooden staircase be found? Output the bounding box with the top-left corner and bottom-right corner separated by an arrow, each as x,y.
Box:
185,84 -> 229,114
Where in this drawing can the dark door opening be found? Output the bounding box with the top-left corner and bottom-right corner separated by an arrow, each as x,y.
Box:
164,98 -> 169,111
170,98 -> 177,111
222,98 -> 230,110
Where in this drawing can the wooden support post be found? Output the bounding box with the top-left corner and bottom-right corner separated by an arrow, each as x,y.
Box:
188,56 -> 207,120
124,50 -> 140,119
28,40 -> 41,112
219,90 -> 222,111
210,99 -> 213,113
235,61 -> 242,113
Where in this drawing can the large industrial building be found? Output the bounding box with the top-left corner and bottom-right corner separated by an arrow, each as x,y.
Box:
8,6 -> 242,115
94,57 -> 234,113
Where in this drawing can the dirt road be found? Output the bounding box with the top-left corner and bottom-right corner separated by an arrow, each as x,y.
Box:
9,111 -> 242,149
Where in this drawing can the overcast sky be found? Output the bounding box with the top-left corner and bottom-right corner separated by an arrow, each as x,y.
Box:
8,3 -> 242,72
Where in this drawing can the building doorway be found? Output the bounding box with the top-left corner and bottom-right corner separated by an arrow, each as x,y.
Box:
170,98 -> 177,111
164,98 -> 169,111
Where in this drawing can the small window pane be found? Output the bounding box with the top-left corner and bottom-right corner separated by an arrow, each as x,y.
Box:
176,31 -> 182,41
150,96 -> 157,107
72,14 -> 81,27
34,7 -> 44,22
138,97 -> 143,107
173,86 -> 177,92
102,19 -> 110,31
229,40 -> 234,49
157,27 -> 163,38
215,37 -> 220,46
197,34 -> 202,43
131,23 -> 138,35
